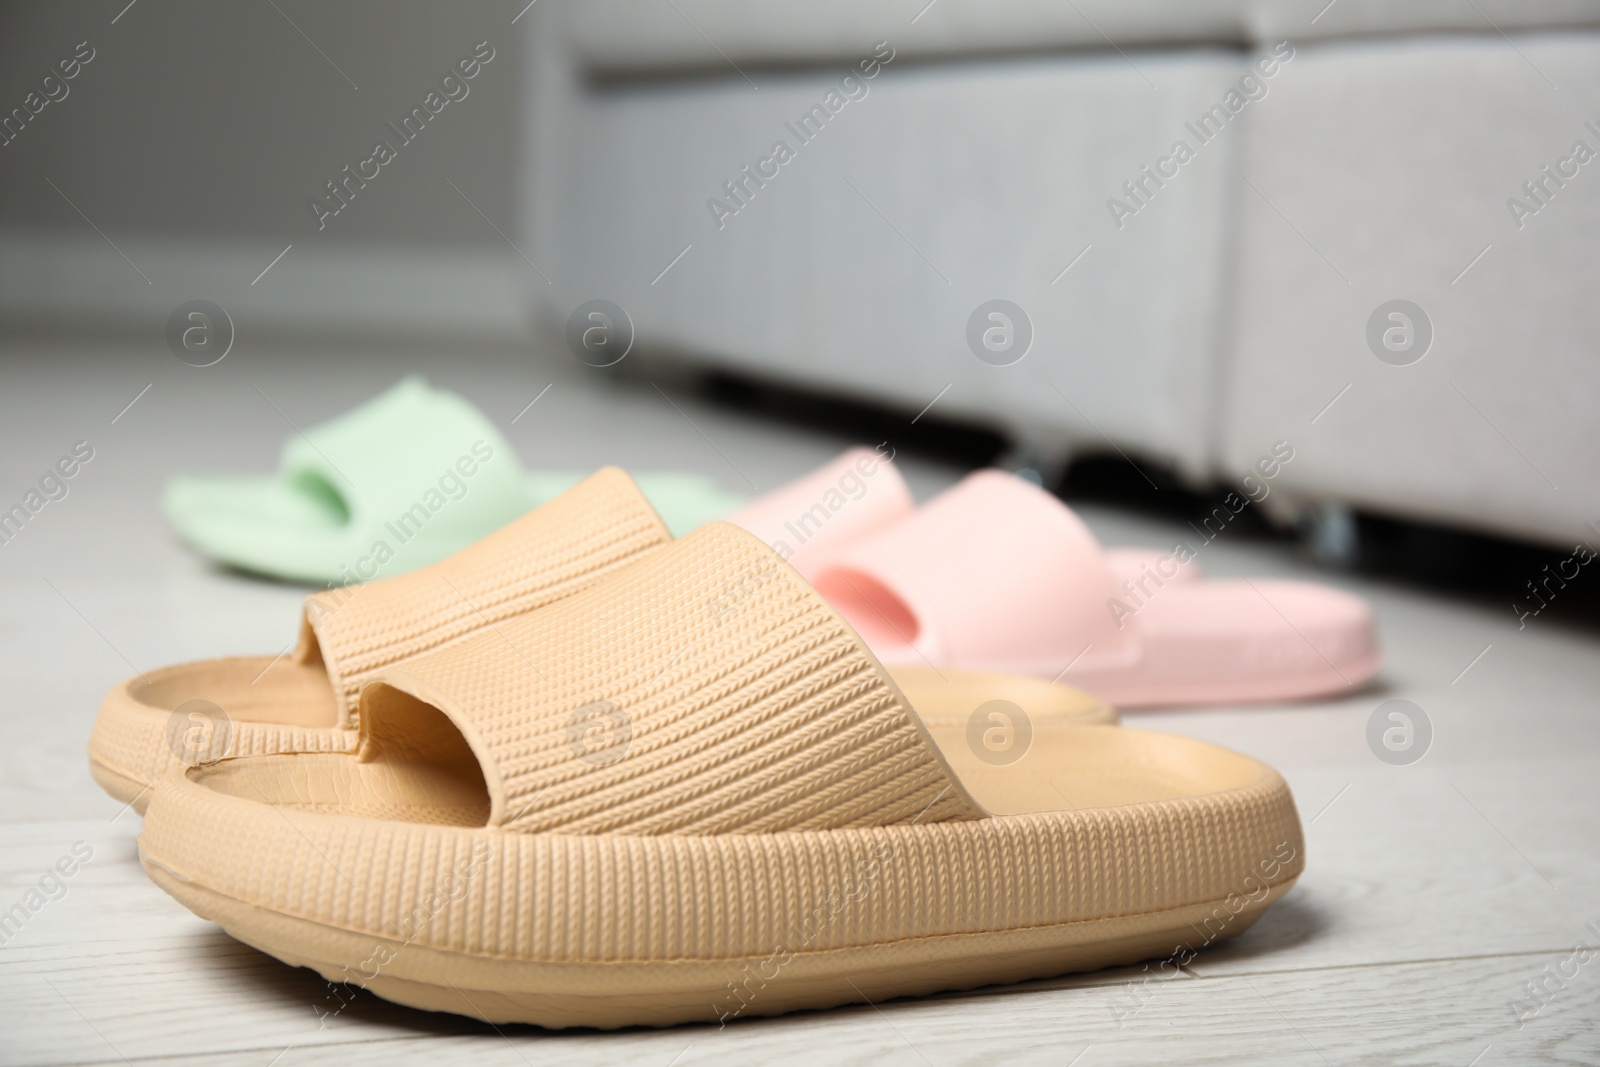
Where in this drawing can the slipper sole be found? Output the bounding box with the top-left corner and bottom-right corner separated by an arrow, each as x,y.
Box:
143,859 -> 1293,1028
137,724 -> 1301,1028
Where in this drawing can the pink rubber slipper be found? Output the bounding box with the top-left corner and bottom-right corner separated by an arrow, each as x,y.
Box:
810,470 -> 1379,708
728,447 -> 1194,587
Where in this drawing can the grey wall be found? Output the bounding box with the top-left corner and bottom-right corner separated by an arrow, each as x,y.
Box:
0,0 -> 522,248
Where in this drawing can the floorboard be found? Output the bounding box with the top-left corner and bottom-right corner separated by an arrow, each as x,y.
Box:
4,344 -> 1597,1064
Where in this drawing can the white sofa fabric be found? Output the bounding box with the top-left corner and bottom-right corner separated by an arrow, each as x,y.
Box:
524,3 -> 1600,549
536,48 -> 1245,480
569,1 -> 1600,74
1224,34 -> 1600,549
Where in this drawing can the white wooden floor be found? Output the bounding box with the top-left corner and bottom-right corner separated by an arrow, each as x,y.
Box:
3,343 -> 1598,1066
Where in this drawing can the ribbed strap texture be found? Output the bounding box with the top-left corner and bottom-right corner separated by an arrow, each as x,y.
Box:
366,523 -> 987,835
91,701 -> 357,796
296,468 -> 672,726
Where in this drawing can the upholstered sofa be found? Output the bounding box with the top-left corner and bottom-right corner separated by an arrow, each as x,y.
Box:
520,1 -> 1600,551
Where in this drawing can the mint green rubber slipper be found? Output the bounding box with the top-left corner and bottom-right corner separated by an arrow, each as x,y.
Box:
164,378 -> 745,584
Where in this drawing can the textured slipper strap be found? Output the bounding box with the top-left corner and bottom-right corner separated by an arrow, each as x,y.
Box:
360,522 -> 987,835
812,470 -> 1143,676
295,467 -> 672,726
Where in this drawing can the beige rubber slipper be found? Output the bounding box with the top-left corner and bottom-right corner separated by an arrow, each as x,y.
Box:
139,522 -> 1302,1029
91,470 -> 1115,812
89,468 -> 675,810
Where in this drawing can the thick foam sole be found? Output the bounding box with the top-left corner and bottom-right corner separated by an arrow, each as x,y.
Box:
144,859 -> 1292,1029
136,722 -> 1303,1029
87,758 -> 150,810
1078,649 -> 1384,710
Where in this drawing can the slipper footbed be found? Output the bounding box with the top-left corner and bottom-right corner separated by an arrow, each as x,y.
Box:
88,657 -> 353,810
89,657 -> 1115,811
192,719 -> 1268,823
168,471 -> 746,583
